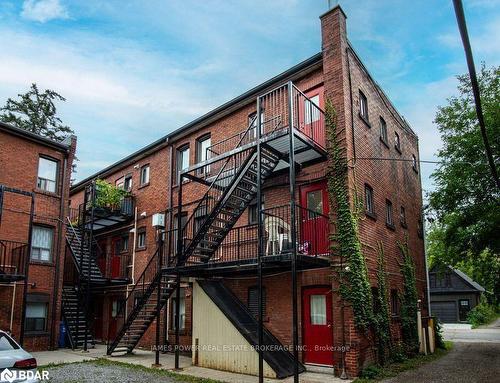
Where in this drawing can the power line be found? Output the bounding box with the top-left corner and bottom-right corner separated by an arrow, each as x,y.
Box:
453,0 -> 500,190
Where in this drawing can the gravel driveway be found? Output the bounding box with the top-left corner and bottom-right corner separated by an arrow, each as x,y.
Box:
381,342 -> 500,383
46,362 -> 181,383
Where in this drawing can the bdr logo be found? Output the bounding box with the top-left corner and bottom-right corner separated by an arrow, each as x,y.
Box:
1,368 -> 49,382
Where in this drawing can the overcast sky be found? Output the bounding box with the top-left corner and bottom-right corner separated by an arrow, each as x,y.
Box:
1,0 -> 499,195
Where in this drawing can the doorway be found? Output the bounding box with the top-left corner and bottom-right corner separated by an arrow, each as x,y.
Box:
299,181 -> 329,256
302,286 -> 334,366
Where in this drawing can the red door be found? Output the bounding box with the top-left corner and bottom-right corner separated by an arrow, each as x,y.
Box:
110,237 -> 121,279
298,85 -> 325,148
299,181 -> 329,256
303,287 -> 334,366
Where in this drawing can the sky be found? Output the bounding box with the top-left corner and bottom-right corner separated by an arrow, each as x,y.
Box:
0,0 -> 499,195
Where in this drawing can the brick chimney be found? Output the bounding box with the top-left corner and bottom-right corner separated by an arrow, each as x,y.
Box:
320,5 -> 351,153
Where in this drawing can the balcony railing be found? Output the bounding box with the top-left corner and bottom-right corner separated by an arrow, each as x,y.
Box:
0,239 -> 29,280
168,203 -> 331,268
205,82 -> 325,161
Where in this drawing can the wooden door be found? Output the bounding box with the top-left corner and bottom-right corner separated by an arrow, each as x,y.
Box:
110,237 -> 121,279
302,287 -> 334,366
299,181 -> 329,255
298,85 -> 325,148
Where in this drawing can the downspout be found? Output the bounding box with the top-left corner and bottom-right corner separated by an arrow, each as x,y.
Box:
10,281 -> 16,333
131,206 -> 138,285
50,155 -> 68,349
346,47 -> 356,161
164,143 -> 173,347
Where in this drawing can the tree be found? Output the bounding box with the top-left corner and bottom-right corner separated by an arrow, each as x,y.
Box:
428,64 -> 499,301
0,83 -> 74,141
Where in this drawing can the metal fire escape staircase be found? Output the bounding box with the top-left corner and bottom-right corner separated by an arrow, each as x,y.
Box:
106,117 -> 280,355
62,220 -> 102,348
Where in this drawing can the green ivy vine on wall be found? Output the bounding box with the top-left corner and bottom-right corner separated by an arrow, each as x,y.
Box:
325,99 -> 373,332
374,241 -> 392,365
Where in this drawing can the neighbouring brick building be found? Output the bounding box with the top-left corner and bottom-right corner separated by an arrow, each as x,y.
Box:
67,6 -> 428,378
0,121 -> 77,351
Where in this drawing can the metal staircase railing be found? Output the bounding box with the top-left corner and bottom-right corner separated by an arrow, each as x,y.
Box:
106,237 -> 176,355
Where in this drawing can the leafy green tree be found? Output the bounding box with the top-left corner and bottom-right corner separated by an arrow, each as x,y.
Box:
0,83 -> 74,141
428,65 -> 499,301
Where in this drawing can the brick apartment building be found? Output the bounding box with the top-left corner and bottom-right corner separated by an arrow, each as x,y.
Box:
67,6 -> 428,378
0,121 -> 77,351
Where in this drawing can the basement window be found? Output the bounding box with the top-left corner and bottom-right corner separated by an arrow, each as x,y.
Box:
25,294 -> 49,333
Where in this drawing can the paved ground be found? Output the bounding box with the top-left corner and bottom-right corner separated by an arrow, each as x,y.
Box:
442,318 -> 500,343
381,319 -> 500,383
34,345 -> 347,383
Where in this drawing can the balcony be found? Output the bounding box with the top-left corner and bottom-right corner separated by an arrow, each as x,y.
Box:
69,195 -> 135,232
183,82 -> 327,181
163,203 -> 332,275
0,239 -> 29,282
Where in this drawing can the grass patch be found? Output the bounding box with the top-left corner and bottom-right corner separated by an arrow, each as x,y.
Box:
353,342 -> 453,382
43,358 -> 224,383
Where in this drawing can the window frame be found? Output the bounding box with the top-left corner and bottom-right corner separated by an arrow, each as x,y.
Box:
364,184 -> 376,219
37,156 -> 59,193
136,227 -> 146,250
124,174 -> 133,191
400,206 -> 407,228
412,154 -> 418,173
171,288 -> 186,331
176,144 -> 190,182
139,164 -> 150,186
31,225 -> 54,263
385,199 -> 394,229
196,134 -> 211,175
394,132 -> 401,153
359,90 -> 369,124
379,116 -> 388,147
248,196 -> 265,225
390,289 -> 399,317
25,294 -> 49,334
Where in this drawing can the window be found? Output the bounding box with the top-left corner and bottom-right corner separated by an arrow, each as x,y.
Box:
124,174 -> 133,191
31,226 -> 53,262
115,177 -> 124,189
121,235 -> 129,252
140,165 -> 150,186
25,296 -> 48,332
385,199 -> 394,227
306,190 -> 323,218
37,157 -> 58,192
248,196 -> 264,225
137,228 -> 146,249
390,289 -> 399,316
400,206 -> 407,227
304,94 -> 321,124
176,145 -> 190,181
310,295 -> 327,325
394,132 -> 401,152
248,286 -> 266,318
173,213 -> 188,251
196,135 -> 211,174
111,299 -> 124,318
412,154 -> 418,172
379,117 -> 388,144
248,111 -> 265,141
172,288 -> 186,330
359,90 -> 369,121
364,184 -> 374,216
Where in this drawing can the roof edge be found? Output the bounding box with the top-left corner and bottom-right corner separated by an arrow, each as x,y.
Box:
0,121 -> 71,151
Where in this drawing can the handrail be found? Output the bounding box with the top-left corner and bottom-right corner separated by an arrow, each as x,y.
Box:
180,114 -> 259,245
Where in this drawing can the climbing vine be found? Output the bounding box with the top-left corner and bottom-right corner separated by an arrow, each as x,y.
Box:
325,100 -> 373,332
374,242 -> 392,365
398,238 -> 419,353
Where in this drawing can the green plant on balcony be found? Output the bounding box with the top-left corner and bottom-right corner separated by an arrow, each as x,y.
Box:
94,179 -> 130,212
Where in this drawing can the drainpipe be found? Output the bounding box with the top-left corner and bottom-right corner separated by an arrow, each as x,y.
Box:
164,144 -> 174,348
50,155 -> 68,349
10,281 -> 16,333
131,206 -> 138,285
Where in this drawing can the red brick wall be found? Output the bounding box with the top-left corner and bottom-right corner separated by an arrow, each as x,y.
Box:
0,129 -> 76,351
